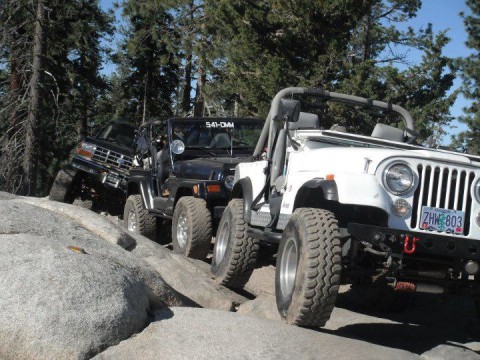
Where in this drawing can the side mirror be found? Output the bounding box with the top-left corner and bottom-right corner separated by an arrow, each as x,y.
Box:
170,139 -> 185,155
279,99 -> 301,122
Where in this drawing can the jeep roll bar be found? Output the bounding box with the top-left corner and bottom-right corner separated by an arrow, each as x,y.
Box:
253,87 -> 415,159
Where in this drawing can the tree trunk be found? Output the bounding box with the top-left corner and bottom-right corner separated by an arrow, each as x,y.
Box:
22,0 -> 44,195
182,52 -> 193,114
181,0 -> 195,115
193,65 -> 206,117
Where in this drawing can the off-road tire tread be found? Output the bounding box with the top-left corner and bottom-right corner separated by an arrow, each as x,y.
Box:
124,195 -> 157,240
214,199 -> 259,289
173,197 -> 212,260
282,208 -> 342,327
49,169 -> 75,203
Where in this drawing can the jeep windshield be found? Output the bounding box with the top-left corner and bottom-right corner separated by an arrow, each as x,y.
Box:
170,118 -> 264,156
96,122 -> 136,148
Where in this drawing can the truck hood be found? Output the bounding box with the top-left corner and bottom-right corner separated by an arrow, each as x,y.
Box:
173,157 -> 251,180
289,145 -> 480,176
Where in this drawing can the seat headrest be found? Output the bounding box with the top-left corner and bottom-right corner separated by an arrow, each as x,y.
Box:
289,112 -> 319,130
371,123 -> 405,142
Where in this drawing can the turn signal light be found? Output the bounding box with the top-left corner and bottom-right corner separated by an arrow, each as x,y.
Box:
207,185 -> 221,193
326,174 -> 335,181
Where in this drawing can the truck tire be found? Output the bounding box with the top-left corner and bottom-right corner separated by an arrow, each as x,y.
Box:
124,195 -> 157,240
211,199 -> 259,289
49,169 -> 76,203
172,196 -> 212,260
275,208 -> 342,327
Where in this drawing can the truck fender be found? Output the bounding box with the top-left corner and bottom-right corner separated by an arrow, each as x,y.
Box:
293,178 -> 339,210
127,171 -> 155,210
231,178 -> 253,222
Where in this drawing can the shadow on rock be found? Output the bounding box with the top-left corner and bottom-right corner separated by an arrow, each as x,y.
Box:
320,322 -> 478,356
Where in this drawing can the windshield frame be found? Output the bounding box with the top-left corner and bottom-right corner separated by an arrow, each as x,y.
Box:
167,117 -> 264,158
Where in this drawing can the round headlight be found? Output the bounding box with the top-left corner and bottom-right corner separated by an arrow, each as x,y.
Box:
384,163 -> 414,195
223,175 -> 235,190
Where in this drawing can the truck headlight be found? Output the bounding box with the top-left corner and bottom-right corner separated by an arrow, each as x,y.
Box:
76,142 -> 97,159
223,175 -> 235,190
383,163 -> 414,195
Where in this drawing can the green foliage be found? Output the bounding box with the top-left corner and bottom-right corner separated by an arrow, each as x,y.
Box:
106,1 -> 180,125
452,0 -> 480,154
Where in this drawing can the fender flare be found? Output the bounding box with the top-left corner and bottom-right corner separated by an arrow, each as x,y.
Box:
231,178 -> 253,222
293,178 -> 338,209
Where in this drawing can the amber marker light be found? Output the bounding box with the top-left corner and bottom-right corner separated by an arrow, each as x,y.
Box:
207,185 -> 221,193
326,174 -> 335,181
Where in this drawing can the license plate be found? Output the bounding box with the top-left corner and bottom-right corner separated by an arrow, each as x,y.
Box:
420,206 -> 465,234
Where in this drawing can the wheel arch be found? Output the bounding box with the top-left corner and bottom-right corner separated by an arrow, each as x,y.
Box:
231,178 -> 253,222
293,179 -> 388,228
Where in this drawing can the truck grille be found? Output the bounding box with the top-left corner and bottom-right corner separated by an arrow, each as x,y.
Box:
92,146 -> 133,173
410,164 -> 476,235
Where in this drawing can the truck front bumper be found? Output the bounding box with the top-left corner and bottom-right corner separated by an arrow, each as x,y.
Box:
348,223 -> 480,261
70,157 -> 127,190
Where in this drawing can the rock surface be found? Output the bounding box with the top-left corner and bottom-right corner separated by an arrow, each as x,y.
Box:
94,307 -> 418,360
0,195 -> 184,359
130,235 -> 247,310
3,192 -> 480,360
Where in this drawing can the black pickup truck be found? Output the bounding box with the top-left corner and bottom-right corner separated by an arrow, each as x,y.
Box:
124,117 -> 264,260
49,121 -> 136,214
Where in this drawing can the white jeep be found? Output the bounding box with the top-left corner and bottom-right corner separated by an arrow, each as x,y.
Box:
211,87 -> 480,327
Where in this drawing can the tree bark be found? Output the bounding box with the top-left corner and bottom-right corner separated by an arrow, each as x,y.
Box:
182,52 -> 193,114
181,0 -> 195,115
22,0 -> 44,195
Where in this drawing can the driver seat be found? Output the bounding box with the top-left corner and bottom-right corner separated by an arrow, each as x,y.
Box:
157,146 -> 170,184
210,133 -> 231,148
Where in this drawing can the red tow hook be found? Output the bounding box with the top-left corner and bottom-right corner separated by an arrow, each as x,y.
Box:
403,235 -> 419,255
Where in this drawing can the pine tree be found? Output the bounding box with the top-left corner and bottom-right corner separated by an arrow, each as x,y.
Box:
453,0 -> 480,154
110,1 -> 180,125
323,1 -> 457,144
0,0 -> 114,195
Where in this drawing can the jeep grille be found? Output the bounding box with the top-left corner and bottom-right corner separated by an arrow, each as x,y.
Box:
410,164 -> 476,235
92,146 -> 133,173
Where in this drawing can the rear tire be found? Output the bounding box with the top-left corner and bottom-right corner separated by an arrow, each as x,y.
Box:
275,208 -> 342,327
211,199 -> 259,289
172,196 -> 212,260
49,169 -> 77,203
124,195 -> 157,240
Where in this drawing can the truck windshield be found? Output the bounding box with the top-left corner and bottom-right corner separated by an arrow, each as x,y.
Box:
171,119 -> 263,154
97,122 -> 136,148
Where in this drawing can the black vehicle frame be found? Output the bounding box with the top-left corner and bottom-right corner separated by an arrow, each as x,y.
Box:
124,117 -> 264,260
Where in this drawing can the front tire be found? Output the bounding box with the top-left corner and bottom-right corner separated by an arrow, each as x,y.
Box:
275,208 -> 342,327
211,199 -> 259,289
172,197 -> 212,260
49,169 -> 77,203
124,195 -> 157,240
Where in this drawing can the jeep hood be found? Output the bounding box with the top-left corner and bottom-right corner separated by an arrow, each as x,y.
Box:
290,146 -> 480,176
173,157 -> 251,180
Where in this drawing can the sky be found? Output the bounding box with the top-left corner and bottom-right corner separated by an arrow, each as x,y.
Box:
98,0 -> 474,141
